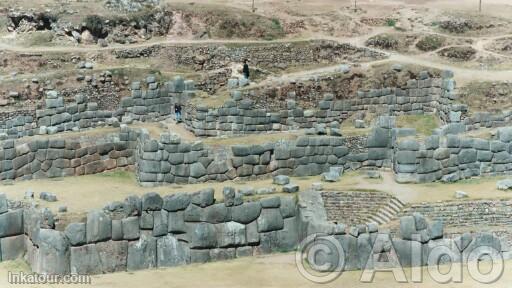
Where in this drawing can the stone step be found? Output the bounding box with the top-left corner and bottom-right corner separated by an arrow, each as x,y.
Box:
369,214 -> 388,225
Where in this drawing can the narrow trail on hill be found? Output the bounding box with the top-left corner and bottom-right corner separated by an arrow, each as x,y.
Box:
1,30 -> 512,85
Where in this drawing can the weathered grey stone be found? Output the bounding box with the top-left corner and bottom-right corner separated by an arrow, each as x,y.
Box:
260,197 -> 281,208
112,220 -> 123,241
122,216 -> 140,240
216,222 -> 246,247
0,234 -> 25,260
257,209 -> 284,232
152,210 -> 168,237
140,211 -> 154,229
0,209 -> 23,238
428,220 -> 444,240
157,235 -> 190,267
190,249 -> 210,263
36,229 -> 70,274
202,203 -> 230,224
190,163 -> 207,178
64,223 -> 86,246
231,202 -> 262,224
497,179 -> 512,190
455,190 -> 468,199
141,192 -> 163,211
399,216 -> 416,240
0,193 -> 7,214
124,195 -> 142,216
162,193 -> 191,212
282,183 -> 300,193
168,211 -> 186,233
86,210 -> 112,243
236,246 -> 253,258
454,233 -> 473,252
191,188 -> 215,207
127,232 -> 157,271
188,223 -> 217,249
413,213 -> 428,231
273,175 -> 290,185
321,171 -> 340,182
223,186 -> 236,207
458,149 -> 477,164
498,127 -> 512,143
280,197 -> 296,218
209,248 -> 236,261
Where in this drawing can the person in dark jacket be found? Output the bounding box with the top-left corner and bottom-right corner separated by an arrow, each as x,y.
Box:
175,104 -> 182,123
242,59 -> 250,79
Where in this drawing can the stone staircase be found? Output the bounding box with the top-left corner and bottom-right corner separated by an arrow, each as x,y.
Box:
368,197 -> 405,225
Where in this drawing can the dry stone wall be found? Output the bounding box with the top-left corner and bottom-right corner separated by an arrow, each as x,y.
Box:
393,126 -> 512,183
113,40 -> 386,71
321,191 -> 394,226
0,127 -> 138,181
400,199 -> 512,228
22,190 -> 300,275
136,127 -> 387,186
0,75 -> 197,140
184,72 -> 458,137
0,189 -> 509,275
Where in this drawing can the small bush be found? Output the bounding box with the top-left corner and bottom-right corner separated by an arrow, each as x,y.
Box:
22,31 -> 54,46
271,18 -> 282,31
386,19 -> 396,27
365,34 -> 399,50
84,15 -> 106,38
416,35 -> 446,52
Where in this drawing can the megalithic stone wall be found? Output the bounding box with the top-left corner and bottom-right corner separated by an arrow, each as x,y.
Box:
183,71 -> 464,137
135,129 -> 389,186
0,126 -> 139,181
0,189 -> 510,275
22,190 -> 300,275
393,126 -> 512,183
0,75 -> 197,140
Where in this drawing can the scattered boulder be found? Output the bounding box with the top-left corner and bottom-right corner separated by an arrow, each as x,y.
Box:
40,192 -> 58,202
366,171 -> 382,179
455,190 -> 468,199
273,175 -> 290,186
321,166 -> 344,182
497,179 -> 512,190
355,120 -> 366,129
282,184 -> 299,193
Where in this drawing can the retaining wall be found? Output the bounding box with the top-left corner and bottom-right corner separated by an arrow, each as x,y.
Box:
184,72 -> 459,137
393,126 -> 512,183
0,127 -> 138,181
400,199 -> 512,228
0,189 -> 509,275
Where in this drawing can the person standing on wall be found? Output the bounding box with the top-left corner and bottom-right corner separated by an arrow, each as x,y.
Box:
175,103 -> 182,123
243,59 -> 250,79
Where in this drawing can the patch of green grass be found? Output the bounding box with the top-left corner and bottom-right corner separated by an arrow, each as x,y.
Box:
20,31 -> 54,46
96,170 -> 135,180
416,35 -> 446,52
386,19 -> 396,27
0,259 -> 31,273
396,114 -> 440,137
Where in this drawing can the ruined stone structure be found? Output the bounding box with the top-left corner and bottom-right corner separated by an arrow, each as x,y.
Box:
0,189 -> 508,275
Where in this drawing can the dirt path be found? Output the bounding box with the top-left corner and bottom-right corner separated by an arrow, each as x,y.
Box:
0,253 -> 510,288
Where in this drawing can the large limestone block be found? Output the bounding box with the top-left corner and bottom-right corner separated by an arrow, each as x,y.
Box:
0,209 -> 23,238
257,208 -> 284,233
86,210 -> 112,243
127,232 -> 157,271
215,222 -> 246,247
157,235 -> 190,267
35,229 -> 70,275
